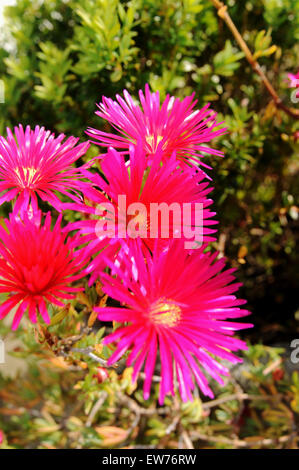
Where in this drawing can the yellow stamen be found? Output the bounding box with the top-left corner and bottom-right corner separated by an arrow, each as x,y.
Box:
145,134 -> 163,152
149,298 -> 181,328
15,167 -> 38,187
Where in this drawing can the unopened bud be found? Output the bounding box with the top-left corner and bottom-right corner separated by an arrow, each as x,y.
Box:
93,367 -> 109,384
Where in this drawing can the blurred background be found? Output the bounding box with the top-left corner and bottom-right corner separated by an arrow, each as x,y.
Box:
0,0 -> 298,449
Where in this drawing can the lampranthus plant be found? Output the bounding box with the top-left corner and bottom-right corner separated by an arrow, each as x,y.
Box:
86,84 -> 226,171
96,240 -> 253,404
0,210 -> 86,330
0,83 -> 252,406
0,125 -> 90,213
64,141 -> 218,284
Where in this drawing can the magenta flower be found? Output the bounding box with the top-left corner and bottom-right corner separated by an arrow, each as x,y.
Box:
65,141 -> 218,284
288,70 -> 299,99
0,210 -> 85,330
86,84 -> 226,170
96,240 -> 252,404
0,125 -> 90,212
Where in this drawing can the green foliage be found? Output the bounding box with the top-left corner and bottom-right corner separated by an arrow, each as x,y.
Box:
1,335 -> 298,448
213,40 -> 244,77
0,0 -> 298,449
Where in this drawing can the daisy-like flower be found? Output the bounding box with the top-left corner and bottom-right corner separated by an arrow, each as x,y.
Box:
96,240 -> 253,404
86,84 -> 226,170
0,125 -> 90,212
0,210 -> 86,330
65,141 -> 218,284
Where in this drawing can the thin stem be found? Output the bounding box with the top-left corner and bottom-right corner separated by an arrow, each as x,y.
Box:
190,430 -> 295,448
210,0 -> 299,120
71,346 -> 115,368
202,392 -> 281,410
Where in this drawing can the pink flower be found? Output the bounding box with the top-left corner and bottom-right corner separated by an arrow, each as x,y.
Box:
0,210 -> 86,330
288,70 -> 299,99
0,125 -> 90,212
86,84 -> 226,171
288,70 -> 299,86
65,141 -> 218,284
0,430 -> 4,445
96,240 -> 252,404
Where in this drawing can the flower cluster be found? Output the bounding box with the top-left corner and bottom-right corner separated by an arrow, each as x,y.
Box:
0,125 -> 88,327
0,85 -> 252,403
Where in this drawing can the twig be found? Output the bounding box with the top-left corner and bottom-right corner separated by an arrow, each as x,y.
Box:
202,392 -> 281,409
86,391 -> 108,427
263,357 -> 282,376
132,445 -> 157,449
218,233 -> 227,258
190,430 -> 296,448
210,0 -> 299,120
166,415 -> 181,435
116,393 -> 142,444
180,428 -> 194,449
165,395 -> 181,436
117,393 -> 171,416
71,347 -> 115,368
139,372 -> 161,383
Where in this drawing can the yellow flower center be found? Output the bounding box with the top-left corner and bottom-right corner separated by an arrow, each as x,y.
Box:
15,167 -> 38,187
149,298 -> 181,328
145,134 -> 163,153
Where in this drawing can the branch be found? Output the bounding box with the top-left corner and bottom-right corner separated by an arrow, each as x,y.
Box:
85,391 -> 108,427
202,392 -> 281,410
210,0 -> 299,120
71,346 -> 116,368
190,430 -> 296,448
